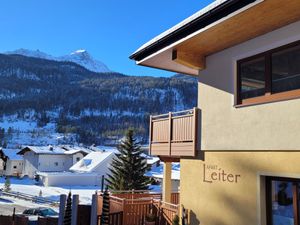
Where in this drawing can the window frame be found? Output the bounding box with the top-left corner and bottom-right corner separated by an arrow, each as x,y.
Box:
266,176 -> 300,225
237,40 -> 300,107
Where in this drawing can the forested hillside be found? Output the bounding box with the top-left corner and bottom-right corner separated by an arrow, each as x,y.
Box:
0,53 -> 197,145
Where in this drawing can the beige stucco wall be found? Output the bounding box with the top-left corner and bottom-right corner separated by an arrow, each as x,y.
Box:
181,152 -> 300,225
198,20 -> 300,150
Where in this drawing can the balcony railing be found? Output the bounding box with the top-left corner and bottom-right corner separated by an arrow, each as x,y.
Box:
149,108 -> 199,157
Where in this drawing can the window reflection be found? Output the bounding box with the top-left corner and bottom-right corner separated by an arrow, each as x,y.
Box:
271,181 -> 294,225
240,57 -> 265,100
272,45 -> 300,93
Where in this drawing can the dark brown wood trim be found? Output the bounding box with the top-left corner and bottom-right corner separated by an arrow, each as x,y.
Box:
149,116 -> 152,155
236,39 -> 300,106
159,156 -> 180,163
235,88 -> 300,108
265,177 -> 272,225
293,183 -> 299,225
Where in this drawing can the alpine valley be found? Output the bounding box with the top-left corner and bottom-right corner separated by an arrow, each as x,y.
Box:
0,49 -> 197,146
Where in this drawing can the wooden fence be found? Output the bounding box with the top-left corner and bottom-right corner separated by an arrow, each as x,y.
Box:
37,217 -> 58,225
0,215 -> 28,225
77,205 -> 91,225
97,192 -> 179,225
2,190 -> 59,206
153,201 -> 179,225
0,215 -> 58,225
98,211 -> 123,225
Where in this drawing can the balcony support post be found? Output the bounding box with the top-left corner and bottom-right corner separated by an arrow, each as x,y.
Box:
149,115 -> 152,155
162,162 -> 172,203
168,112 -> 172,156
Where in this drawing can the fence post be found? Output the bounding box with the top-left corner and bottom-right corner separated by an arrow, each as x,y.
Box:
58,194 -> 67,225
71,194 -> 79,225
122,199 -> 126,225
90,194 -> 98,225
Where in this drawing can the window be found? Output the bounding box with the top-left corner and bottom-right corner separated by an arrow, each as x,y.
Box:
13,166 -> 17,169
272,45 -> 300,94
237,41 -> 300,106
76,157 -> 80,162
266,177 -> 300,225
54,162 -> 58,166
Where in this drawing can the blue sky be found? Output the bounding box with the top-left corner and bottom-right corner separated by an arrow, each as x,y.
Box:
0,0 -> 214,77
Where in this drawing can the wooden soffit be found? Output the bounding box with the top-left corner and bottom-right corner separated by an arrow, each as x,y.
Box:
137,0 -> 300,76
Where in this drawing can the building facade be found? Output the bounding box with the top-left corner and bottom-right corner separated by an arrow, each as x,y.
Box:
0,148 -> 23,177
18,146 -> 87,178
131,0 -> 300,224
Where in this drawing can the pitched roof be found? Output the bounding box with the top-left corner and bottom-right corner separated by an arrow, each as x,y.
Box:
18,145 -> 91,155
1,149 -> 23,160
130,0 -> 256,61
69,151 -> 114,173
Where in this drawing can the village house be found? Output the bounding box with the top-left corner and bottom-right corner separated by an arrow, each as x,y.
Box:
0,148 -> 23,177
130,0 -> 300,224
18,145 -> 90,178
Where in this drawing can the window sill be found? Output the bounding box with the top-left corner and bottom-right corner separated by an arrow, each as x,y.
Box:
235,89 -> 300,108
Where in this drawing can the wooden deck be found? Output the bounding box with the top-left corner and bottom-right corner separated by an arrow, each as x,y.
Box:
150,108 -> 199,157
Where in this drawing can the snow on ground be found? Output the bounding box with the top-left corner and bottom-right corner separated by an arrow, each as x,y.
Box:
0,195 -> 58,216
0,177 -> 99,205
0,120 -> 38,132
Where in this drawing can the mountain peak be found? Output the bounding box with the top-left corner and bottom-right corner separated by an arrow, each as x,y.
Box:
4,48 -> 111,73
62,49 -> 110,73
71,49 -> 88,55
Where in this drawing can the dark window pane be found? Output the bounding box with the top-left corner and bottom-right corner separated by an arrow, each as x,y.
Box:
272,45 -> 300,93
271,181 -> 294,225
240,57 -> 265,100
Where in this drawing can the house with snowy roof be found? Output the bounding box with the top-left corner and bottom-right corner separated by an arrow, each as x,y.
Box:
37,151 -> 115,186
17,145 -> 90,178
145,163 -> 180,192
0,148 -> 23,177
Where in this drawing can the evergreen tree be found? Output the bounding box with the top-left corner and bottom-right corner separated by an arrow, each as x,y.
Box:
106,129 -> 150,190
4,177 -> 11,192
63,191 -> 72,225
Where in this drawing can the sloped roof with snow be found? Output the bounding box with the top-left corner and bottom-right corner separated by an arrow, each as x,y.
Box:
1,149 -> 23,160
18,145 -> 90,155
69,151 -> 114,173
60,145 -> 91,155
130,0 -> 230,58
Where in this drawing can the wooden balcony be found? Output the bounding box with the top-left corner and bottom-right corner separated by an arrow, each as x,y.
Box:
149,108 -> 199,157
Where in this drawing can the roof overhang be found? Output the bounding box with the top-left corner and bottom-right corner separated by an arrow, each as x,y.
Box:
130,0 -> 300,76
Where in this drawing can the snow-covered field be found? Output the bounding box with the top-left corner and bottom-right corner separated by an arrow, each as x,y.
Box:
0,177 -> 99,205
0,116 -> 77,147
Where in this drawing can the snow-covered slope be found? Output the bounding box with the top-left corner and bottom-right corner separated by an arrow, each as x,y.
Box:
5,49 -> 55,61
5,49 -> 111,73
60,49 -> 110,73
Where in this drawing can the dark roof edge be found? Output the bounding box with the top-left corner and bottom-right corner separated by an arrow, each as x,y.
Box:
130,0 -> 257,61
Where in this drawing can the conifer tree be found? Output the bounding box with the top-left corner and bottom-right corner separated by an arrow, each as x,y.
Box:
4,177 -> 11,192
106,129 -> 150,190
63,191 -> 72,225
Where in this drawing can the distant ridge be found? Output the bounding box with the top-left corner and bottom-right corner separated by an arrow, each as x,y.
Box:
5,48 -> 111,73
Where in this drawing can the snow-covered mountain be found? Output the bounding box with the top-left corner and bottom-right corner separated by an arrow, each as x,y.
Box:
60,49 -> 110,73
5,49 -> 111,73
5,49 -> 55,61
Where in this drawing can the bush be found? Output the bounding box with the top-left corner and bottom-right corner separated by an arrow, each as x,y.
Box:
172,215 -> 179,225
